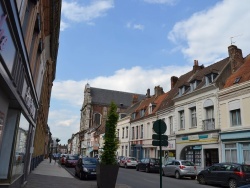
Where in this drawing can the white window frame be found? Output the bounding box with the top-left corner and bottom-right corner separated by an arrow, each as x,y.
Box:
179,110 -> 185,129
190,107 -> 197,128
230,109 -> 241,126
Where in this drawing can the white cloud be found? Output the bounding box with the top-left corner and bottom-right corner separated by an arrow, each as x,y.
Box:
126,22 -> 145,30
48,109 -> 80,144
60,21 -> 69,31
61,0 -> 114,25
168,0 -> 250,65
144,0 -> 177,5
52,65 -> 190,107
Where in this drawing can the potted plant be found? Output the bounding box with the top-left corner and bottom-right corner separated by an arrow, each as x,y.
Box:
96,101 -> 119,188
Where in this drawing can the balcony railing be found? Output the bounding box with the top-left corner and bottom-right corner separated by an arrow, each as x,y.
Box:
202,118 -> 215,131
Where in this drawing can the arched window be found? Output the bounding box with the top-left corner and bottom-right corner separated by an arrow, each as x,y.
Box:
93,113 -> 101,126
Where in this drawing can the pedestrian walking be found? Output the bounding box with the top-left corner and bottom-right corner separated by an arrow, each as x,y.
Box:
49,152 -> 52,163
54,154 -> 57,164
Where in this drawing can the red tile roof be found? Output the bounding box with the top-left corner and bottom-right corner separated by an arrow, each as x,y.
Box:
224,55 -> 250,88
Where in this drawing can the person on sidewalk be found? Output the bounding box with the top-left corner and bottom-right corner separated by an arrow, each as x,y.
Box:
49,152 -> 52,163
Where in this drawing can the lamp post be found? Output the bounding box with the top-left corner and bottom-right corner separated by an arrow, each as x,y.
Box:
56,138 -> 60,153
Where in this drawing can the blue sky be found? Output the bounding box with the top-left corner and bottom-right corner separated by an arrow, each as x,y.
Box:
48,0 -> 250,145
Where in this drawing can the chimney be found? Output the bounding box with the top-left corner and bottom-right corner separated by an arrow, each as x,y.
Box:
146,88 -> 150,98
171,76 -> 178,89
228,45 -> 244,73
154,86 -> 164,97
193,60 -> 204,73
132,95 -> 138,104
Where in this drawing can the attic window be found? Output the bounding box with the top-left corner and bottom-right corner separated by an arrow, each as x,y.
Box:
234,77 -> 241,84
205,73 -> 218,86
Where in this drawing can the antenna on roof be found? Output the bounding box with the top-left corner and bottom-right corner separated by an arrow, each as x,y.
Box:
230,34 -> 243,45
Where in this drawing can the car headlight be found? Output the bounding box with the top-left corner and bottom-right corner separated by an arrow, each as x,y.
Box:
83,167 -> 89,172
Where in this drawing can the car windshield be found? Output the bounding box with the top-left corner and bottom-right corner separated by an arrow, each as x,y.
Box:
182,161 -> 195,166
151,159 -> 159,163
129,157 -> 137,161
242,165 -> 250,173
68,155 -> 79,160
83,158 -> 97,165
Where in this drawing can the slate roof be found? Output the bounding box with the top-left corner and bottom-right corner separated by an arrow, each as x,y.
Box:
158,57 -> 229,111
131,91 -> 168,122
224,54 -> 250,88
90,87 -> 145,107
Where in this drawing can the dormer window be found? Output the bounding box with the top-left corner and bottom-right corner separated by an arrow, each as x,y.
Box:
140,109 -> 145,117
179,85 -> 189,96
119,113 -> 126,119
190,80 -> 201,92
148,103 -> 156,114
234,77 -> 241,84
205,73 -> 218,86
131,112 -> 136,120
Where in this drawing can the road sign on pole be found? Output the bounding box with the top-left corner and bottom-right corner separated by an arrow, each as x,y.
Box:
151,119 -> 169,188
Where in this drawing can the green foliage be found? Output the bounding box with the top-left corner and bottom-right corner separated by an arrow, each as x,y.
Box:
100,101 -> 119,165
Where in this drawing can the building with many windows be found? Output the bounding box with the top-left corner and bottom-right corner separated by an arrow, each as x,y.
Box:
0,0 -> 61,187
219,49 -> 250,164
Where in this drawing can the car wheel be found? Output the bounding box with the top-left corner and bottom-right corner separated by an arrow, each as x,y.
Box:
136,166 -> 139,171
175,171 -> 180,179
197,175 -> 206,184
190,176 -> 196,180
80,172 -> 84,180
146,167 -> 150,173
228,179 -> 237,188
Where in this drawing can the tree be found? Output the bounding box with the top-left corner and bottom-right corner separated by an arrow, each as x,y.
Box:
100,101 -> 119,165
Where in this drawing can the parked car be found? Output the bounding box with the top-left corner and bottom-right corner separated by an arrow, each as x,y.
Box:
119,157 -> 138,168
75,157 -> 98,180
136,158 -> 160,173
162,160 -> 197,179
65,155 -> 79,167
59,154 -> 68,165
197,162 -> 250,188
117,156 -> 125,165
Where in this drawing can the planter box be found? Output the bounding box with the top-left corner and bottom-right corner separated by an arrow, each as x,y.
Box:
96,163 -> 119,188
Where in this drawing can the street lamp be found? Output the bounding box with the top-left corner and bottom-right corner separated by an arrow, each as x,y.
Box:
56,138 -> 60,153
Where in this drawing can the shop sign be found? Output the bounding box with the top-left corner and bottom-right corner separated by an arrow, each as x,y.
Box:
193,145 -> 202,150
188,135 -> 199,141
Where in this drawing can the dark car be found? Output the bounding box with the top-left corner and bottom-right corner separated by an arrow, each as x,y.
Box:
197,162 -> 250,188
136,158 -> 160,173
65,155 -> 79,167
75,157 -> 98,180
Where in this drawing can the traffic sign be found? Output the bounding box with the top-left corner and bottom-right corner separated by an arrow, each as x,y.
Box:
152,134 -> 168,141
152,140 -> 168,146
153,119 -> 167,134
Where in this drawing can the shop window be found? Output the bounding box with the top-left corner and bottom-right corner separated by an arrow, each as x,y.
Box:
243,143 -> 250,164
225,143 -> 237,163
12,113 -> 29,180
230,109 -> 241,126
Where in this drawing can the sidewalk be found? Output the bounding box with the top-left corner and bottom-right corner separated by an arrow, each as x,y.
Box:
24,158 -> 131,188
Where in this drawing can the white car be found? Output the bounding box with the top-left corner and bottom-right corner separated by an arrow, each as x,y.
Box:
120,157 -> 138,168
